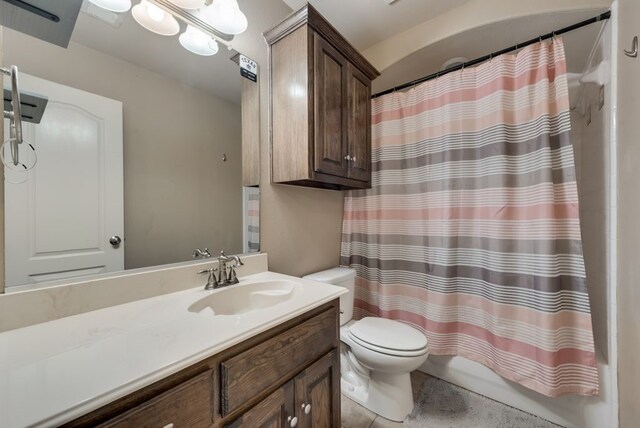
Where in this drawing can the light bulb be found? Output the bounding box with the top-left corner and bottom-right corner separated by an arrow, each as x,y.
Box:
146,3 -> 165,22
131,0 -> 180,36
179,25 -> 219,56
203,0 -> 248,35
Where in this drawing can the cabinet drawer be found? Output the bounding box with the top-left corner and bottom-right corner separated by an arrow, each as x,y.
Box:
221,308 -> 337,416
100,370 -> 213,428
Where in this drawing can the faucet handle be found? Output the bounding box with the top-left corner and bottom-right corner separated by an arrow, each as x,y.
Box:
227,265 -> 239,284
197,267 -> 218,290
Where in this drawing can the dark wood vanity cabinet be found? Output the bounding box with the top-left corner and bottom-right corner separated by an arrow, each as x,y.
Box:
65,300 -> 341,428
229,351 -> 339,428
266,4 -> 379,191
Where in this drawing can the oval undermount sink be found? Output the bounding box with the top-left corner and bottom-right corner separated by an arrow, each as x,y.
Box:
188,280 -> 299,316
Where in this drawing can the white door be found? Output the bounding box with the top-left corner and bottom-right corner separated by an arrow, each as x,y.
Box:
3,73 -> 123,287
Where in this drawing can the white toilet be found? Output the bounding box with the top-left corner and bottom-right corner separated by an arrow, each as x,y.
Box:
303,267 -> 429,422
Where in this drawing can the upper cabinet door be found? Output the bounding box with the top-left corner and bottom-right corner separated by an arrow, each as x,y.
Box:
346,63 -> 372,182
313,33 -> 349,178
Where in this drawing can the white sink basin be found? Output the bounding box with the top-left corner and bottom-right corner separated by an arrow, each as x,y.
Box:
188,280 -> 300,316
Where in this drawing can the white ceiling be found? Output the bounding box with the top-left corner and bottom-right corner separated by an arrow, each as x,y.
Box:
281,0 -> 474,51
71,0 -> 292,104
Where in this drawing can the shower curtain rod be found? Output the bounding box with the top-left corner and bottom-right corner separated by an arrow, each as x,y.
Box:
371,10 -> 611,99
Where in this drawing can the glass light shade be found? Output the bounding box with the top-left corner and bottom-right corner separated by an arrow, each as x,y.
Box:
88,0 -> 132,12
179,25 -> 219,56
203,0 -> 248,35
131,0 -> 180,36
166,0 -> 205,10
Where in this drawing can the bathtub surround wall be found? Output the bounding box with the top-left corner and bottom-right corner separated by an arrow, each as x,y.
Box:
3,29 -> 243,271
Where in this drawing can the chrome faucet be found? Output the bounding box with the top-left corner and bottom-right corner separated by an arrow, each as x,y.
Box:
217,251 -> 244,285
197,251 -> 244,290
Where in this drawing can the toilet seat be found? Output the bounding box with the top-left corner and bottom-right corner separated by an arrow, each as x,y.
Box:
349,333 -> 428,357
348,317 -> 428,357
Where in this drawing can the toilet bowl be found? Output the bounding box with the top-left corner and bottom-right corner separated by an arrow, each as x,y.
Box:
303,268 -> 429,422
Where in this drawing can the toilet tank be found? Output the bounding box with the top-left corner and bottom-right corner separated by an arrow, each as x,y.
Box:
303,267 -> 356,326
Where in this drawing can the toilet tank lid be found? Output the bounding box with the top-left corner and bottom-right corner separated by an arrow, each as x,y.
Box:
303,267 -> 356,283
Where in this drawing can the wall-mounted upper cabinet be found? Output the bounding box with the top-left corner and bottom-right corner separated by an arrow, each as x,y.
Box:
265,4 -> 380,191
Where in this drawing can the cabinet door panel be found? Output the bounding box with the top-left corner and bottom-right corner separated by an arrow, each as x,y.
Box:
347,63 -> 372,182
295,351 -> 340,428
313,33 -> 348,178
226,381 -> 294,428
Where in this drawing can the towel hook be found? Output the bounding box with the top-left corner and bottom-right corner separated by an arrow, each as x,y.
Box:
624,36 -> 638,58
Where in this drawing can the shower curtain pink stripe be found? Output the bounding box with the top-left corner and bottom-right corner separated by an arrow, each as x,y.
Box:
340,39 -> 599,397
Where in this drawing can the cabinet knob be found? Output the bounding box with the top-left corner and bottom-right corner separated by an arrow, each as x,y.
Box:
344,155 -> 352,161
302,403 -> 311,414
287,416 -> 298,427
162,424 -> 174,428
352,156 -> 357,162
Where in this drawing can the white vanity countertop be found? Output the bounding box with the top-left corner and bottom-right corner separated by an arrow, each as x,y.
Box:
0,271 -> 346,428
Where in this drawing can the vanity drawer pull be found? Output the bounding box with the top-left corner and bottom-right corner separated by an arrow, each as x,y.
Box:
220,308 -> 337,416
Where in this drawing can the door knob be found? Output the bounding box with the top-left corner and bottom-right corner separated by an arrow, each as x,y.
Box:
287,416 -> 298,427
109,236 -> 122,246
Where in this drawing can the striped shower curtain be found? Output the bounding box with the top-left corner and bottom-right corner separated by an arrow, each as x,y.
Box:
340,39 -> 598,397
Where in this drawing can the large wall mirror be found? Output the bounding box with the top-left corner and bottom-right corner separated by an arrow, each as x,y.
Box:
1,1 -> 260,290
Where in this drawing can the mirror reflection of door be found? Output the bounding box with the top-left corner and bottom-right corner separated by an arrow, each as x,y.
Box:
3,73 -> 124,287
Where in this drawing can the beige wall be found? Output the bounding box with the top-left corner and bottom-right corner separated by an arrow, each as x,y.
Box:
3,29 -> 243,270
616,0 -> 640,426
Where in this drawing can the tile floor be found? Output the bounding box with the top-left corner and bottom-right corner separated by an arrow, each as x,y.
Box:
341,371 -> 562,428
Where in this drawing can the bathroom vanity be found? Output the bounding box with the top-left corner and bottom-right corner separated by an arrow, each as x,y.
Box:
69,300 -> 340,428
0,266 -> 346,428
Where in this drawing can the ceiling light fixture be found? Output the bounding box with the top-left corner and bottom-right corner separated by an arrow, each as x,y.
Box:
166,0 -> 205,10
132,0 -> 180,36
179,25 -> 219,56
203,0 -> 248,35
87,0 -> 132,13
